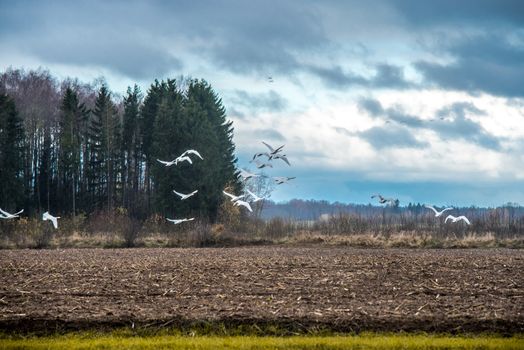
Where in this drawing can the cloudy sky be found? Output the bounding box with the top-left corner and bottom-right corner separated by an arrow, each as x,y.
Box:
1,0 -> 523,206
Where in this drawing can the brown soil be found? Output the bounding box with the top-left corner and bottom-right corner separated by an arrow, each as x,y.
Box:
0,247 -> 522,334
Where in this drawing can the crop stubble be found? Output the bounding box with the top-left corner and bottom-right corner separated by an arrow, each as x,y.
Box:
0,247 -> 522,333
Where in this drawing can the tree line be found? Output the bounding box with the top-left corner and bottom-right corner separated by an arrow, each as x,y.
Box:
262,199 -> 524,221
260,199 -> 524,237
0,68 -> 240,221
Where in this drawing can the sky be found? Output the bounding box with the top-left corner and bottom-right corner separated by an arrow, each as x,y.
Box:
1,0 -> 523,207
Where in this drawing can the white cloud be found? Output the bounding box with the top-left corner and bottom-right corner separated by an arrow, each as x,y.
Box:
232,87 -> 524,187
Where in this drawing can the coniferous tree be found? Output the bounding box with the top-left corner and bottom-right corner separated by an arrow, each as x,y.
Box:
87,86 -> 113,209
37,124 -> 52,211
184,79 -> 240,221
0,94 -> 26,211
121,85 -> 142,213
151,80 -> 188,216
89,85 -> 119,211
140,80 -> 166,211
57,87 -> 86,214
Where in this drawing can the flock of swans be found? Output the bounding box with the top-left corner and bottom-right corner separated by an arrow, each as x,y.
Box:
428,204 -> 471,225
156,149 -> 204,223
0,208 -> 23,219
156,141 -> 295,221
0,141 -> 295,228
370,194 -> 471,225
156,149 -> 204,167
0,208 -> 62,229
0,140 -> 471,228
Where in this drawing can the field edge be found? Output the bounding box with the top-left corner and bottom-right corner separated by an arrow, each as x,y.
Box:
0,332 -> 523,350
1,316 -> 523,337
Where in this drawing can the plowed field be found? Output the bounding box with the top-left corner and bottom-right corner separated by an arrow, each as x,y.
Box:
0,247 -> 522,334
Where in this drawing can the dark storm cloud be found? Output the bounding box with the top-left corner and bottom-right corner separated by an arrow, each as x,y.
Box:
0,1 -> 184,80
386,109 -> 426,128
357,97 -> 425,128
415,33 -> 524,97
372,64 -> 413,89
2,0 -> 523,98
204,2 -> 326,75
309,63 -> 413,90
230,90 -> 288,112
433,102 -> 502,150
358,97 -> 503,150
436,102 -> 486,119
35,38 -> 182,80
359,126 -> 427,149
390,0 -> 524,27
334,124 -> 427,150
386,0 -> 524,97
308,65 -> 368,88
357,97 -> 384,116
0,0 -> 327,79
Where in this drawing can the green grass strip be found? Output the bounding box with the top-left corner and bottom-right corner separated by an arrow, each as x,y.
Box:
0,333 -> 522,350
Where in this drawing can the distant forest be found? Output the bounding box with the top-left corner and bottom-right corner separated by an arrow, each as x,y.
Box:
0,68 -> 239,221
260,199 -> 524,237
262,199 -> 524,221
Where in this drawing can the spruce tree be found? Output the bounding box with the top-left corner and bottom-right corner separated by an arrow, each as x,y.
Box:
37,125 -> 52,211
0,94 -> 26,211
151,80 -> 189,216
185,79 -> 240,221
121,85 -> 142,213
89,85 -> 119,211
140,80 -> 164,211
58,87 -> 86,214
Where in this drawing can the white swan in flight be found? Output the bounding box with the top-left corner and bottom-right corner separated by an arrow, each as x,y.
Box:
271,153 -> 290,166
425,205 -> 453,217
0,208 -> 23,219
254,160 -> 273,169
156,158 -> 177,167
156,152 -> 197,167
167,217 -> 195,225
262,141 -> 284,155
181,149 -> 204,160
445,215 -> 471,225
173,189 -> 198,200
176,156 -> 193,165
234,199 -> 253,212
42,211 -> 60,229
371,194 -> 398,206
252,152 -> 270,161
273,176 -> 296,185
223,190 -> 245,202
246,189 -> 263,202
156,155 -> 192,167
238,169 -> 261,181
